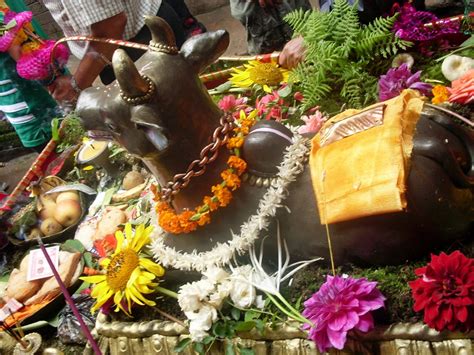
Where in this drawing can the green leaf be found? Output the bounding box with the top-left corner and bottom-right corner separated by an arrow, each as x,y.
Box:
231,308 -> 241,321
45,312 -> 61,328
234,321 -> 255,332
213,81 -> 233,93
294,295 -> 303,312
194,342 -> 205,355
225,342 -> 235,355
51,118 -> 62,142
174,338 -> 192,353
238,346 -> 256,355
254,319 -> 265,334
244,310 -> 258,322
460,35 -> 474,48
202,336 -> 214,345
83,252 -> 94,268
212,322 -> 227,338
277,84 -> 292,98
62,239 -> 86,253
189,213 -> 202,221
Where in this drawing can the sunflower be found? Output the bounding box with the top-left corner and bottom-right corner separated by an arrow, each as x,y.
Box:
81,223 -> 164,315
230,60 -> 289,93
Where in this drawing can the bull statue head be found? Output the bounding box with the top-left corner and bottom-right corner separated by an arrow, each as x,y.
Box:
77,17 -> 229,188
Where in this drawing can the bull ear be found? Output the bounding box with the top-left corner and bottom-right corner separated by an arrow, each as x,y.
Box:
112,49 -> 153,101
145,16 -> 176,47
180,30 -> 229,74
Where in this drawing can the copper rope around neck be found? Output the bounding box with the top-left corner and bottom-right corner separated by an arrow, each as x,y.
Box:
160,113 -> 235,202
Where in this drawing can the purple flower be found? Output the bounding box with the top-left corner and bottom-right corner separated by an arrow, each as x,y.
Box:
378,64 -> 432,101
392,3 -> 459,42
302,275 -> 385,353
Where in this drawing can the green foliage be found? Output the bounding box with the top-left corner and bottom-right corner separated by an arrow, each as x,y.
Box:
284,0 -> 413,110
55,113 -> 85,153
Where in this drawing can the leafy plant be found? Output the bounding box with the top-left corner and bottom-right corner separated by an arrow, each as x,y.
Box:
285,0 -> 412,109
54,113 -> 85,153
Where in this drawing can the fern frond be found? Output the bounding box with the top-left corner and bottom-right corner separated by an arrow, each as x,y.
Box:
329,0 -> 360,49
284,8 -> 313,35
354,14 -> 412,59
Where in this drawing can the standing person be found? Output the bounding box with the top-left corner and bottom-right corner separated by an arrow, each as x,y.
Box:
40,0 -> 199,103
0,53 -> 58,152
0,1 -> 58,152
230,0 -> 312,54
163,0 -> 207,38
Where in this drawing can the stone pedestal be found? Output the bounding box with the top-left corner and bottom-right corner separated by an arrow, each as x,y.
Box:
84,313 -> 474,355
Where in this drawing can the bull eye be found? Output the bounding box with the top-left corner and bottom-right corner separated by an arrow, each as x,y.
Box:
106,122 -> 118,131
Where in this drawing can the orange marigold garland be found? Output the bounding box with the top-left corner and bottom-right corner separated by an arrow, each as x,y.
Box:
153,110 -> 256,234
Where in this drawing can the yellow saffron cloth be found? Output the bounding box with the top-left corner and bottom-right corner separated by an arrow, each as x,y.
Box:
310,90 -> 425,224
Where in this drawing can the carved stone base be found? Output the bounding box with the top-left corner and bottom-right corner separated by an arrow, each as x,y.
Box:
84,313 -> 474,355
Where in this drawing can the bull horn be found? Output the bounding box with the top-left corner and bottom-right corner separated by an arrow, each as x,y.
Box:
112,49 -> 155,105
145,16 -> 178,54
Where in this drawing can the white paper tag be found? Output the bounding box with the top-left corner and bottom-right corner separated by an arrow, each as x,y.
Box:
0,298 -> 23,321
27,246 -> 60,281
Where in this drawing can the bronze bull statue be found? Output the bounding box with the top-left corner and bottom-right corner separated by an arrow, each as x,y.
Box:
77,17 -> 473,266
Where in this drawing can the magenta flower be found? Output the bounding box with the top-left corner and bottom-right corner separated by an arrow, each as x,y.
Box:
378,64 -> 432,101
298,110 -> 325,135
392,3 -> 459,42
218,94 -> 248,112
302,275 -> 385,353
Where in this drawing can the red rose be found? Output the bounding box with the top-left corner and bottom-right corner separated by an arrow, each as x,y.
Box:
409,251 -> 474,332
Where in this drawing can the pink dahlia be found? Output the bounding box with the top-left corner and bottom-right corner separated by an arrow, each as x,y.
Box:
218,94 -> 248,112
302,275 -> 385,353
378,63 -> 432,101
409,251 -> 474,332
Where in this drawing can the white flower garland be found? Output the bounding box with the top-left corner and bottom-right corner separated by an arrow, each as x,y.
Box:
149,131 -> 310,272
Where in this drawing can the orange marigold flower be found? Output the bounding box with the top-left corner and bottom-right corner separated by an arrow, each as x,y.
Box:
431,85 -> 449,104
221,170 -> 241,191
197,212 -> 211,226
227,156 -> 247,175
203,195 -> 219,211
212,185 -> 232,207
159,211 -> 181,234
178,211 -> 198,233
156,201 -> 172,214
227,136 -> 244,149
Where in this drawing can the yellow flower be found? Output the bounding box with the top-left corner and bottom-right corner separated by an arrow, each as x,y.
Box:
81,223 -> 165,315
431,85 -> 449,104
230,60 -> 289,93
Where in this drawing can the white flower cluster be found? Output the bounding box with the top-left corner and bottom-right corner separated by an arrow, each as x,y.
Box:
177,266 -> 262,342
149,131 -> 310,271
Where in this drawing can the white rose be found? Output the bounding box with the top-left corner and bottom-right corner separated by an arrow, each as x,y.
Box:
186,305 -> 218,342
229,279 -> 256,309
203,266 -> 230,284
178,279 -> 215,313
208,280 -> 232,309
